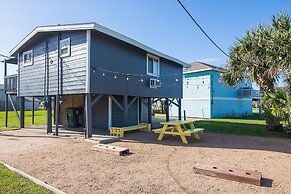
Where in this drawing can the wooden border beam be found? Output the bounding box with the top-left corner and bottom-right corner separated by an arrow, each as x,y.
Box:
92,144 -> 129,156
194,163 -> 262,186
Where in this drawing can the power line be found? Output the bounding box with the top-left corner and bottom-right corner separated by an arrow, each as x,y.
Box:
177,0 -> 229,58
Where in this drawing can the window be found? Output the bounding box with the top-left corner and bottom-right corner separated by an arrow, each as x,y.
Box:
23,50 -> 33,66
147,54 -> 160,76
60,38 -> 71,58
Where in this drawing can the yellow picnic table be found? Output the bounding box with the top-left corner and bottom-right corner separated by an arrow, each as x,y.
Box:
153,120 -> 204,144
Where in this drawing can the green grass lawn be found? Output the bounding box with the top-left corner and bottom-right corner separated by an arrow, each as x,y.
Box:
155,111 -> 289,138
194,113 -> 288,138
1,109 -> 289,138
0,110 -> 47,131
0,163 -> 52,194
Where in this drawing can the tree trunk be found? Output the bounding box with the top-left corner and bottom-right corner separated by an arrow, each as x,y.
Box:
287,118 -> 291,134
260,78 -> 282,131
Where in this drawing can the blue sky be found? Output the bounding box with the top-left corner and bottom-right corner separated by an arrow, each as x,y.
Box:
0,0 -> 289,84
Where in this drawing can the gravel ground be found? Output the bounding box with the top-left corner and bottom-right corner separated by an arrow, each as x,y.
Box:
0,129 -> 290,194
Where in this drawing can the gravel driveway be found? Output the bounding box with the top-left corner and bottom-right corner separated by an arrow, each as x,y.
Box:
0,129 -> 290,194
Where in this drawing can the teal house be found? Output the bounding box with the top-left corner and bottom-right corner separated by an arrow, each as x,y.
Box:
170,62 -> 258,118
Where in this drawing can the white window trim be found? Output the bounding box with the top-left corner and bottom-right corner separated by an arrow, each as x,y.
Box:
60,37 -> 71,58
146,53 -> 160,77
23,50 -> 33,67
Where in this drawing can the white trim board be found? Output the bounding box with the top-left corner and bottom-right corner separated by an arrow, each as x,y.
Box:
183,97 -> 252,101
9,23 -> 189,67
183,67 -> 225,74
86,30 -> 91,93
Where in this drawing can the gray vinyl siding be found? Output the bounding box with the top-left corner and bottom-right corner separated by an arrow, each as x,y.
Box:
90,31 -> 182,98
92,95 -> 108,130
18,31 -> 87,97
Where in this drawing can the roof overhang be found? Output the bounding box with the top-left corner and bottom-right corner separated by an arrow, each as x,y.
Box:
9,23 -> 190,67
183,67 -> 224,74
9,23 -> 95,56
1,57 -> 17,64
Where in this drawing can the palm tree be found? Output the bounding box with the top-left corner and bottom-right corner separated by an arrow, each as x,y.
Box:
222,12 -> 290,131
262,90 -> 291,133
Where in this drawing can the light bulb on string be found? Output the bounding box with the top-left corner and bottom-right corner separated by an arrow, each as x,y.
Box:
114,75 -> 117,79
102,73 -> 105,77
175,78 -> 178,82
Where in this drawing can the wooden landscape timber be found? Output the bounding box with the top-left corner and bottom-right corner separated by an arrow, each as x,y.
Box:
193,163 -> 262,186
92,144 -> 129,156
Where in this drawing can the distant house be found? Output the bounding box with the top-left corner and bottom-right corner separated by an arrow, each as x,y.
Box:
0,84 -> 40,111
170,62 -> 258,118
5,23 -> 189,137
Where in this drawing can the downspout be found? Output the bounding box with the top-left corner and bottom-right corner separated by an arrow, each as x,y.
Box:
210,74 -> 214,118
46,42 -> 49,97
55,32 -> 61,136
17,53 -> 20,97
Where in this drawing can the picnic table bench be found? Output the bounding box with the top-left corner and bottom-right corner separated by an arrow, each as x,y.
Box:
153,120 -> 204,144
110,123 -> 151,138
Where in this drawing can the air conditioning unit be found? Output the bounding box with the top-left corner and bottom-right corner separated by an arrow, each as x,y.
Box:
149,78 -> 161,88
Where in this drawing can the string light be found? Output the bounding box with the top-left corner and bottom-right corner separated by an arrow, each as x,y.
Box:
93,67 -> 179,77
89,66 -> 183,88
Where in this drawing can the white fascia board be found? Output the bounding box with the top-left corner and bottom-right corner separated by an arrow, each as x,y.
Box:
9,23 -> 95,56
183,68 -> 213,74
183,68 -> 224,74
9,23 -> 189,67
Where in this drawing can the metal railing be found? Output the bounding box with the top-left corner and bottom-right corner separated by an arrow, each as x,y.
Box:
237,88 -> 261,99
4,74 -> 17,94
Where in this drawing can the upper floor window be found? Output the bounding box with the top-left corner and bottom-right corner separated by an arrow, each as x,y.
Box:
23,50 -> 33,66
60,38 -> 71,58
147,54 -> 160,76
